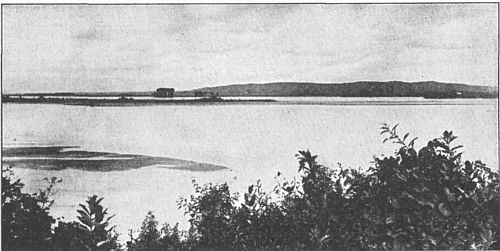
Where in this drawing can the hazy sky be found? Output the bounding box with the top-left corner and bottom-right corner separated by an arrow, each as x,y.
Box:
2,4 -> 498,93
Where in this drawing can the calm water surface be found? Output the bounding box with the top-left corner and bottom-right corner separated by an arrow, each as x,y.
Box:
2,97 -> 498,237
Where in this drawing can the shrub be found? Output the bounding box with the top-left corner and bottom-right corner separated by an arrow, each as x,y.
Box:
1,167 -> 61,251
174,125 -> 499,250
178,181 -> 238,249
363,124 -> 500,249
127,211 -> 184,251
127,211 -> 162,251
53,195 -> 120,251
1,168 -> 120,251
52,221 -> 88,251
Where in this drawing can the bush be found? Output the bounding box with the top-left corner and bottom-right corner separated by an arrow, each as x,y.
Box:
178,181 -> 238,249
126,211 -> 183,251
53,195 -> 120,251
363,124 -> 499,249
1,167 -> 61,251
1,168 -> 120,251
173,125 -> 499,250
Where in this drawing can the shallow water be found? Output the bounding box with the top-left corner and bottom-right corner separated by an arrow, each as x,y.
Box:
2,97 -> 498,238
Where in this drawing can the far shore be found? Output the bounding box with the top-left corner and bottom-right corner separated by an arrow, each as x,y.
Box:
1,96 -> 277,107
2,95 -> 495,107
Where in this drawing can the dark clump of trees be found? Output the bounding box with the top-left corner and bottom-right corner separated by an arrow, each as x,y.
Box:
1,168 -> 60,251
2,169 -> 120,251
126,212 -> 184,251
2,124 -> 499,250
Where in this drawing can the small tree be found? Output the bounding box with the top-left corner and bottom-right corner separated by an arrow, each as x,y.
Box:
54,195 -> 119,251
159,222 -> 183,250
128,212 -> 184,251
127,211 -> 161,251
178,181 -> 237,249
53,221 -> 88,251
1,167 -> 60,251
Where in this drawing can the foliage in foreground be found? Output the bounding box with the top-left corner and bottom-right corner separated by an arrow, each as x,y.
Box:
1,170 -> 119,251
2,125 -> 499,250
52,195 -> 120,251
127,125 -> 499,250
1,168 -> 60,251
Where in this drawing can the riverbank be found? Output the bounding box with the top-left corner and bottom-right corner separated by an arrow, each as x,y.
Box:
2,146 -> 227,172
1,96 -> 277,107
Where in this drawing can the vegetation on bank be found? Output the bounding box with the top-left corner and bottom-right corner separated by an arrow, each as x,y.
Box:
2,125 -> 499,250
1,95 -> 276,107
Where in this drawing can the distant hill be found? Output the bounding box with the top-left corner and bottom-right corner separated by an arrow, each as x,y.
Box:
6,81 -> 497,98
177,81 -> 498,98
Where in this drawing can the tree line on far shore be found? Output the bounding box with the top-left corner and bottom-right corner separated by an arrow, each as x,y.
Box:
2,124 -> 499,250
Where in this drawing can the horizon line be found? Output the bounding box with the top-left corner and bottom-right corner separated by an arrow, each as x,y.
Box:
4,80 -> 497,95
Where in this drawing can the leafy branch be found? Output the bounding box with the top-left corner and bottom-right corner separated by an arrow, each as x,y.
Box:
380,123 -> 418,149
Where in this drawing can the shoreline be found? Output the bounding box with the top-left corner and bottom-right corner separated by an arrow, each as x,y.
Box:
1,96 -> 277,107
2,98 -> 496,107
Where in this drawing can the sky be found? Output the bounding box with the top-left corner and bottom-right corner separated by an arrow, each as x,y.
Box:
2,4 -> 498,93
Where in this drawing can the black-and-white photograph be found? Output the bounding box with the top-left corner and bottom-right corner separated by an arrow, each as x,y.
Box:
1,3 -> 498,250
